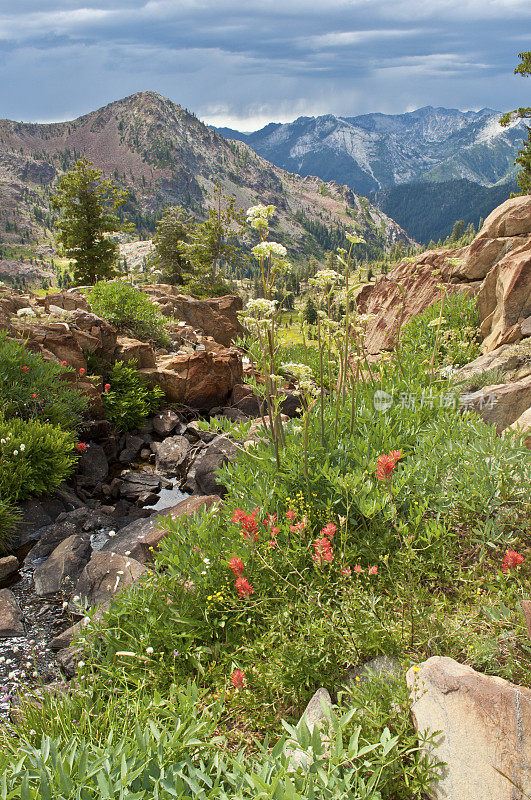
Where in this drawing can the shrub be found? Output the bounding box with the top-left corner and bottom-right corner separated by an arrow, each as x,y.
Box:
398,292 -> 480,369
102,360 -> 164,431
0,416 -> 78,503
89,279 -> 169,344
0,499 -> 21,554
0,332 -> 87,429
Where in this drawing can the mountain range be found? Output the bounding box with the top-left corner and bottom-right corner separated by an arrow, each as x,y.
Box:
0,91 -> 412,271
214,106 -> 526,241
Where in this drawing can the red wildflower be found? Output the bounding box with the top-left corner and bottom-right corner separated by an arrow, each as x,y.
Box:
312,537 -> 334,565
61,361 -> 68,366
264,513 -> 278,527
235,576 -> 254,598
79,368 -> 86,376
270,526 -> 280,537
231,669 -> 246,689
376,450 -> 402,482
501,549 -> 525,573
368,565 -> 378,575
285,509 -> 296,521
321,522 -> 337,539
268,538 -> 278,549
31,393 -> 37,399
22,365 -> 29,373
341,566 -> 352,577
232,509 -> 247,525
290,516 -> 307,533
353,565 -> 363,574
76,442 -> 87,453
104,383 -> 111,393
229,557 -> 245,576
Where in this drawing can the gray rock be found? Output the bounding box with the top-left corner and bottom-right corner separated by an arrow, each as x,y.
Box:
71,551 -> 147,609
0,589 -> 24,637
286,688 -> 332,770
154,435 -> 190,474
120,470 -> 162,500
0,556 -> 19,583
194,437 -> 237,496
152,409 -> 182,436
119,434 -> 145,464
77,443 -> 109,483
27,521 -> 79,563
34,535 -> 92,597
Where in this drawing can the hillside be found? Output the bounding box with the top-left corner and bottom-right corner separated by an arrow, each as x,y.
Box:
0,91 -> 413,269
372,177 -> 518,243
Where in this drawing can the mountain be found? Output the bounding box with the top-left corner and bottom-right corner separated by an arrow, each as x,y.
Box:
0,91 -> 413,267
214,106 -> 525,195
373,178 -> 519,244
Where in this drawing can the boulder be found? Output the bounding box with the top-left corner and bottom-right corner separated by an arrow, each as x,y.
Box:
285,688 -> 332,770
43,291 -> 89,312
194,436 -> 238,496
153,435 -> 190,474
152,409 -> 182,436
476,194 -> 531,239
142,288 -> 244,346
119,470 -> 162,500
407,656 -> 531,800
0,556 -> 19,584
0,589 -> 24,637
27,521 -> 79,564
461,375 -> 531,433
33,536 -> 92,597
76,444 -> 109,484
114,336 -> 156,369
139,349 -> 243,409
477,240 -> 531,353
71,552 -> 147,609
99,494 -> 221,563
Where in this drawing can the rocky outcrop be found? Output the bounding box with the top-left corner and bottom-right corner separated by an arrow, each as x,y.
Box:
461,375 -> 531,433
358,196 -> 531,357
140,350 -> 243,409
504,407 -> 531,449
143,286 -> 244,346
407,656 -> 531,800
114,336 -> 156,369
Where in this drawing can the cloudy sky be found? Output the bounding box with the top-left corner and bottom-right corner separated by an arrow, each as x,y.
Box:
0,0 -> 530,130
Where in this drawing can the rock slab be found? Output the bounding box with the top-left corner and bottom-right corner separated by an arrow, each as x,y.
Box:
407,656 -> 531,800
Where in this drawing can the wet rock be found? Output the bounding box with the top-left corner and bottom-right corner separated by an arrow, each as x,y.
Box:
0,589 -> 24,637
33,536 -> 92,597
71,552 -> 147,609
11,495 -> 68,550
119,433 -> 145,464
153,435 -> 190,474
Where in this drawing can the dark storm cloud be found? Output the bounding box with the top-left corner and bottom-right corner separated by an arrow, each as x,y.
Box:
0,0 -> 529,127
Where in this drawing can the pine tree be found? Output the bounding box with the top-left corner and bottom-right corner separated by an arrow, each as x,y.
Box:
52,158 -> 132,284
499,51 -> 531,196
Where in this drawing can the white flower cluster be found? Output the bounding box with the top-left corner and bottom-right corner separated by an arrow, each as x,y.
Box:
251,241 -> 287,260
16,307 -> 36,318
246,204 -> 275,221
281,362 -> 313,381
311,269 -> 343,288
244,298 -> 277,318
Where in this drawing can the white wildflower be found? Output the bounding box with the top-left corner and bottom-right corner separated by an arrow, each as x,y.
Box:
251,241 -> 287,259
146,647 -> 154,655
19,443 -> 25,452
311,269 -> 343,288
246,204 -> 275,220
244,298 -> 277,318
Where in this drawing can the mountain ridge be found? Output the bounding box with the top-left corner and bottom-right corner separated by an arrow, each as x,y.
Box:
0,90 -> 414,264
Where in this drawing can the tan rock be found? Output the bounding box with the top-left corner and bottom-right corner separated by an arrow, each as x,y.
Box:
115,336 -> 156,369
43,291 -> 89,312
407,656 -> 531,800
0,556 -> 19,583
462,235 -> 531,282
0,589 -> 24,637
476,194 -> 531,239
140,349 -> 243,409
461,375 -> 531,433
477,241 -> 531,353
